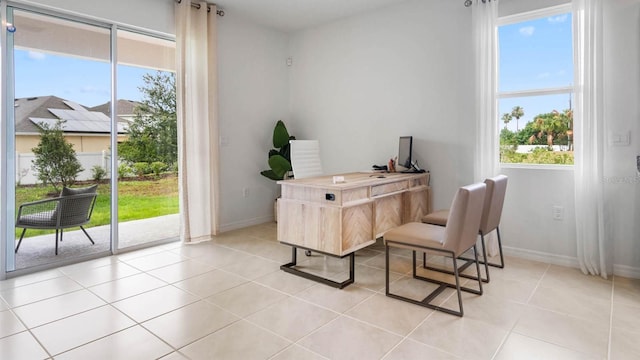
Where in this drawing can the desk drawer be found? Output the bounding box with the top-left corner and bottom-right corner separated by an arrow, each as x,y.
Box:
371,181 -> 408,197
281,186 -> 342,204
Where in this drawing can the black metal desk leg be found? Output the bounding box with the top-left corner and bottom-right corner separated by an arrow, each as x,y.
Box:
280,246 -> 355,289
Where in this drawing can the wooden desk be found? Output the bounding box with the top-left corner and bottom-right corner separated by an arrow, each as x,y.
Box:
277,172 -> 431,287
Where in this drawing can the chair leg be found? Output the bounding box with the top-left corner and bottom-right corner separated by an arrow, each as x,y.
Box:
491,227 -> 505,268
385,243 -> 477,317
479,234 -> 491,282
468,228 -> 505,269
55,229 -> 59,255
451,256 -> 464,316
422,242 -> 489,283
472,244 -> 483,295
15,228 -> 27,253
80,226 -> 95,245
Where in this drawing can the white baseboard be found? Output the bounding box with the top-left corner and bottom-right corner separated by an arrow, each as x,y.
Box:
613,264 -> 640,279
219,215 -> 274,233
504,246 -> 580,269
505,246 -> 640,279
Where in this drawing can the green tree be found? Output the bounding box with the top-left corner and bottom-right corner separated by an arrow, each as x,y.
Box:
532,109 -> 571,146
511,106 -> 524,131
518,121 -> 545,145
118,71 -> 177,168
500,128 -> 517,146
31,120 -> 83,193
501,112 -> 512,130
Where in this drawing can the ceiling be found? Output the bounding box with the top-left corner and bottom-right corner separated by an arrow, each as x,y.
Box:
213,0 -> 411,33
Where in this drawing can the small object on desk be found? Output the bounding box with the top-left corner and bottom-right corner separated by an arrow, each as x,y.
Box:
388,158 -> 396,172
372,164 -> 387,171
332,175 -> 345,184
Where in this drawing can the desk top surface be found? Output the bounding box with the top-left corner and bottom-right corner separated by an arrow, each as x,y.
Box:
277,171 -> 429,190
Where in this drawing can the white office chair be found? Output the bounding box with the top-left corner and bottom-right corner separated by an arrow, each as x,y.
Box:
289,140 -> 323,257
290,140 -> 323,179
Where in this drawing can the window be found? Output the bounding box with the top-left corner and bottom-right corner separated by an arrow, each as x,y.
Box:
498,5 -> 574,165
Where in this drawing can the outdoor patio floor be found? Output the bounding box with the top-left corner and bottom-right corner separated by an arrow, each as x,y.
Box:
12,214 -> 179,271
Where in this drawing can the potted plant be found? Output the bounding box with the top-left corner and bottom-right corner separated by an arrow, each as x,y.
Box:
261,120 -> 295,222
261,120 -> 295,180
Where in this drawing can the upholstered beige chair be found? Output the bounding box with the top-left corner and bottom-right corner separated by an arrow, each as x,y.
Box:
383,182 -> 486,317
422,175 -> 508,282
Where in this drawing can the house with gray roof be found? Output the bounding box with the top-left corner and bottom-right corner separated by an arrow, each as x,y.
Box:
14,96 -> 135,154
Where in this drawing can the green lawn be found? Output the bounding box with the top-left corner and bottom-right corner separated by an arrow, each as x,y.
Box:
15,175 -> 178,238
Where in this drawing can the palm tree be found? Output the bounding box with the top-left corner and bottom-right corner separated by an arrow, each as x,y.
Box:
511,106 -> 524,132
501,113 -> 512,129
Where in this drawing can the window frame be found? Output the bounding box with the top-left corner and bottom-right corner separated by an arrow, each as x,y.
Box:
497,3 -> 574,169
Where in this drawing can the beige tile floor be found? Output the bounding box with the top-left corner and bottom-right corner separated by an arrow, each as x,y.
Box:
1,222 -> 639,359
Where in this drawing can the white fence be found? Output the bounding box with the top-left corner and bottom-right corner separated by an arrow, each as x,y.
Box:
16,151 -> 113,185
515,145 -> 571,153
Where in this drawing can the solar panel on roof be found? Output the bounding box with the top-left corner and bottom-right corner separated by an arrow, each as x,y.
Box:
63,100 -> 89,112
29,116 -> 127,134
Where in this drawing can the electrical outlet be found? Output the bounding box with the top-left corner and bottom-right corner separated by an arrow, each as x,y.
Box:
242,187 -> 249,197
552,205 -> 564,220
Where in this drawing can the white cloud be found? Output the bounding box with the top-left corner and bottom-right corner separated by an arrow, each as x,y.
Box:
519,26 -> 535,36
537,72 -> 551,79
27,51 -> 46,60
548,14 -> 568,24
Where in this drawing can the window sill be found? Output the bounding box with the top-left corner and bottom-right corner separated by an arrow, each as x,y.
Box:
500,163 -> 574,171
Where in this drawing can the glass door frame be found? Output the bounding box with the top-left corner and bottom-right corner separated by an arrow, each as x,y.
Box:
0,2 -> 176,279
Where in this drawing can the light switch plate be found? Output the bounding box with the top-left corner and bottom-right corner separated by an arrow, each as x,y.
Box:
610,131 -> 630,146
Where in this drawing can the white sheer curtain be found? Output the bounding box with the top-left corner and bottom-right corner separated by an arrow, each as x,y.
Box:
573,0 -> 608,278
175,1 -> 220,243
473,0 -> 499,255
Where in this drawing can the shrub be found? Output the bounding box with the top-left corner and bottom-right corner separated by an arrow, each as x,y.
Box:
132,162 -> 150,177
500,147 -> 574,165
31,120 -> 83,192
91,165 -> 107,181
118,163 -> 132,179
150,161 -> 167,176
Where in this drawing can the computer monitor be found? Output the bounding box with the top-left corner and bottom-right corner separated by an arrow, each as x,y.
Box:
397,136 -> 413,170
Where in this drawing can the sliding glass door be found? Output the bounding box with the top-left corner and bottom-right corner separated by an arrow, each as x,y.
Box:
8,8 -> 112,271
116,29 -> 178,250
3,6 -> 178,274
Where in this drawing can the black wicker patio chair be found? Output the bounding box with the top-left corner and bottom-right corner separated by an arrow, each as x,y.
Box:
15,185 -> 98,255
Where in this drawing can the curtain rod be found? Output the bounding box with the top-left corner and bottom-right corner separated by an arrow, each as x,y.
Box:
175,0 -> 225,16
464,0 -> 492,7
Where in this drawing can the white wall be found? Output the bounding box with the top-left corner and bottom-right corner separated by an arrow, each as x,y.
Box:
602,0 -> 640,276
288,0 -> 474,210
217,14 -> 290,231
499,167 -> 578,266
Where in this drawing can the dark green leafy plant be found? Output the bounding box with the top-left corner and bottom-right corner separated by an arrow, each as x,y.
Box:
118,71 -> 177,167
31,119 -> 83,193
260,120 -> 295,180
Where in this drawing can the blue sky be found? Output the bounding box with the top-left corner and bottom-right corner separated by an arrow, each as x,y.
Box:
15,49 -> 159,108
498,12 -> 573,132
